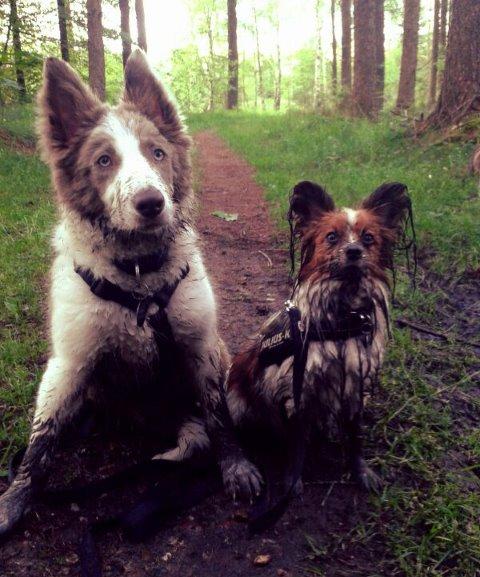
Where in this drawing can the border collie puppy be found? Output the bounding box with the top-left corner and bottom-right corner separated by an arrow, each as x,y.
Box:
227,181 -> 411,490
0,50 -> 260,535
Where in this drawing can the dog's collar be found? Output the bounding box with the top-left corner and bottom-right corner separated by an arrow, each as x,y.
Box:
75,263 -> 189,327
113,246 -> 169,277
308,309 -> 374,342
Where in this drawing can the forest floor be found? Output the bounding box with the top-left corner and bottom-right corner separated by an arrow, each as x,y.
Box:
0,111 -> 479,577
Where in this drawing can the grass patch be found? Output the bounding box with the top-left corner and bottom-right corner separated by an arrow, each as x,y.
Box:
0,103 -> 36,144
0,142 -> 53,471
189,111 -> 480,274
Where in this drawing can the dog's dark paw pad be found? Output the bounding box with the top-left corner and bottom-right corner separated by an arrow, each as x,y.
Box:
222,457 -> 263,501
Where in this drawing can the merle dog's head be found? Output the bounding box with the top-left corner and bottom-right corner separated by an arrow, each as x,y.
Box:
37,50 -> 192,234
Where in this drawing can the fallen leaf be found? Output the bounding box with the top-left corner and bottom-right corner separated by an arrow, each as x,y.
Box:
253,554 -> 272,566
212,210 -> 238,221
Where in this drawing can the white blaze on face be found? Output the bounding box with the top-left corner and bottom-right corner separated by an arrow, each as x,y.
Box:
343,207 -> 359,243
101,112 -> 173,230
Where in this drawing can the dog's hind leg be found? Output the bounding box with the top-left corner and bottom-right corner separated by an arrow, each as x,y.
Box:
0,357 -> 87,536
152,417 -> 211,462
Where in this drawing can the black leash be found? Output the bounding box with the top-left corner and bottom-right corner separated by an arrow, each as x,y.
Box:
248,300 -> 309,533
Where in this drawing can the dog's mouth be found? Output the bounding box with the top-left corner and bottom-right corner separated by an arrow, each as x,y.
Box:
330,260 -> 366,281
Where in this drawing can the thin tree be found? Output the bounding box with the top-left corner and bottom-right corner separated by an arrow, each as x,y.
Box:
274,15 -> 281,110
135,0 -> 147,52
119,0 -> 131,69
9,0 -> 26,101
57,0 -> 70,62
331,0 -> 337,95
374,0 -> 384,113
395,0 -> 421,112
87,0 -> 105,100
227,0 -> 238,109
425,0 -> 480,129
352,0 -> 377,118
438,0 -> 449,91
313,0 -> 323,112
253,7 -> 265,110
340,0 -> 352,105
429,0 -> 440,108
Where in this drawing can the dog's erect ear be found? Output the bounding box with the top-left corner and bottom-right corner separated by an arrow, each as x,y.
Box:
123,49 -> 183,135
37,57 -> 103,151
289,181 -> 335,230
361,182 -> 410,230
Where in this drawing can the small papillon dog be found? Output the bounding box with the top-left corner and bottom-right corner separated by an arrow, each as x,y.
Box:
226,180 -> 412,491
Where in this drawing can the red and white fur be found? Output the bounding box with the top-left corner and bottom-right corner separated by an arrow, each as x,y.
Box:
227,181 -> 411,489
0,50 -> 261,535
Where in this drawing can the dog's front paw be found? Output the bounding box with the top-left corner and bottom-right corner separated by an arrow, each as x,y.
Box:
0,484 -> 31,537
221,457 -> 263,501
353,460 -> 382,493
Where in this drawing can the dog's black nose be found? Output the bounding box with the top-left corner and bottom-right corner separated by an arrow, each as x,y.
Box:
134,188 -> 165,219
346,244 -> 363,261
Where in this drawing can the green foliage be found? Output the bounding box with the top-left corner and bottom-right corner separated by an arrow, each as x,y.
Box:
0,142 -> 53,470
189,111 -> 480,273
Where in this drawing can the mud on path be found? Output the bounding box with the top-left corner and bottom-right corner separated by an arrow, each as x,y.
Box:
0,131 -> 383,577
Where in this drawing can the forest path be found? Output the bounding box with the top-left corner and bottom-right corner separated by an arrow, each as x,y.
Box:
0,131 -> 381,577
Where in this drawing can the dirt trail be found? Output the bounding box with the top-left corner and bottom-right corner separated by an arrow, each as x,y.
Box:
0,132 -> 380,577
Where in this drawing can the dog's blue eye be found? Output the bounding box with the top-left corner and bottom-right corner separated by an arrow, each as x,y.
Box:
153,148 -> 165,161
97,155 -> 111,167
326,231 -> 338,243
362,232 -> 374,245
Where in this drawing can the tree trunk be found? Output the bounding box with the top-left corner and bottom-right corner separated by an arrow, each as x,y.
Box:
206,11 -> 215,111
374,0 -> 384,113
119,0 -> 131,69
425,0 -> 480,129
331,0 -> 337,95
396,0 -> 421,112
313,0 -> 323,112
135,0 -> 147,52
438,0 -> 449,92
9,0 -> 27,101
429,0 -> 440,109
87,0 -> 105,100
274,16 -> 281,110
439,0 -> 449,49
341,0 -> 352,106
227,0 -> 238,109
57,0 -> 70,62
352,0 -> 377,118
253,8 -> 265,110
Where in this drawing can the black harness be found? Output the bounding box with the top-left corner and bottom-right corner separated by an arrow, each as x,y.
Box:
75,259 -> 189,329
249,300 -> 374,533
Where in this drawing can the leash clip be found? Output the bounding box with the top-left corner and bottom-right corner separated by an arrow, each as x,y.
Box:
135,262 -> 141,280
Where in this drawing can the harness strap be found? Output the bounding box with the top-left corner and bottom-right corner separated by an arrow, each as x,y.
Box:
75,264 -> 189,328
249,301 -> 308,533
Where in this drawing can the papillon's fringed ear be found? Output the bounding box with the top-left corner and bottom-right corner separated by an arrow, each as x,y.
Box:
361,182 -> 410,232
287,181 -> 335,275
288,181 -> 335,231
362,182 -> 417,291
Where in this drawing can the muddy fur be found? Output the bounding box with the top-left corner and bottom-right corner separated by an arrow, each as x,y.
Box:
0,50 -> 261,537
227,180 -> 412,491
